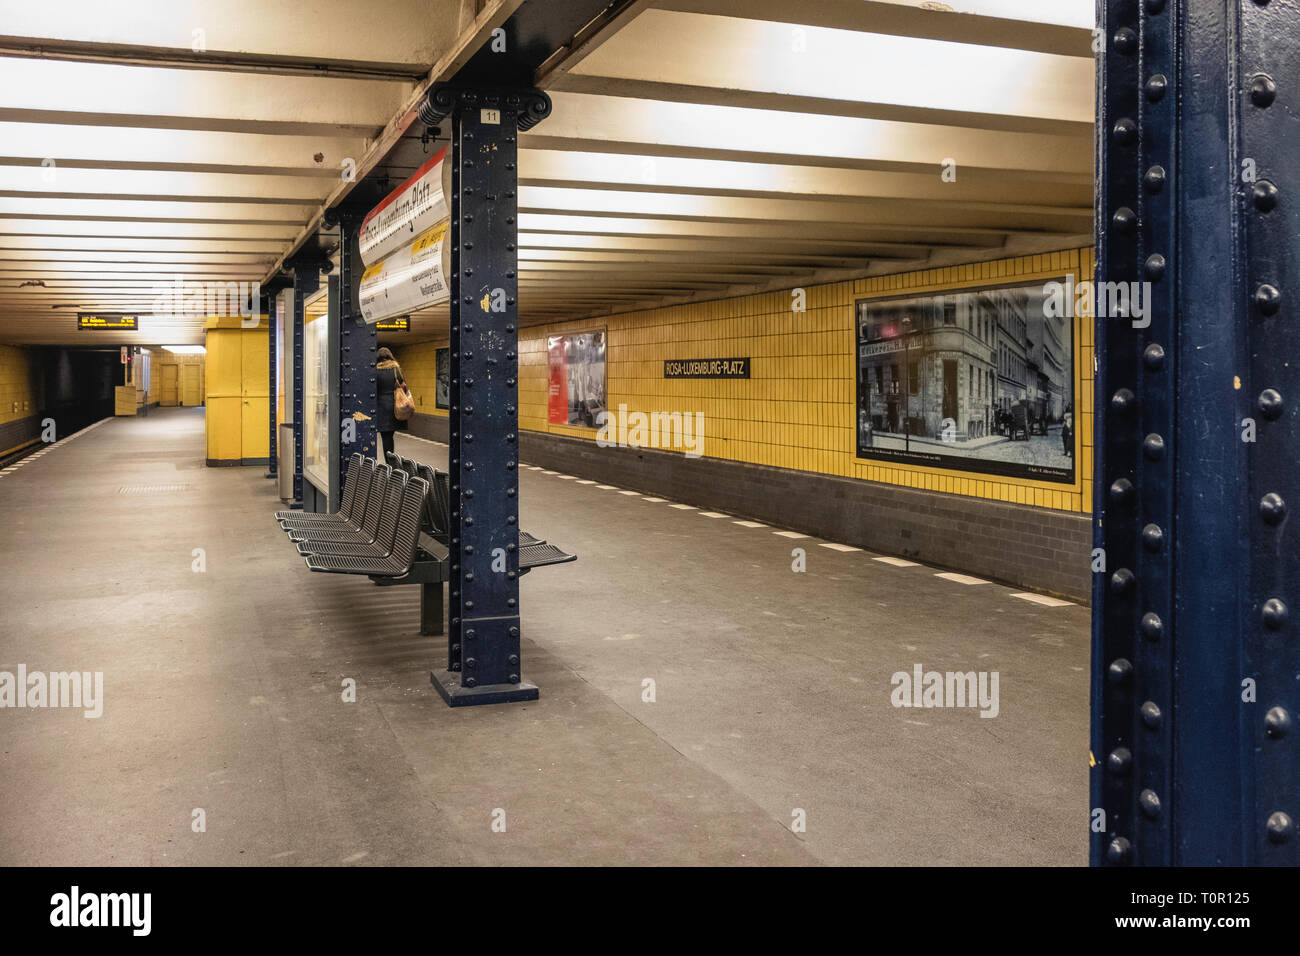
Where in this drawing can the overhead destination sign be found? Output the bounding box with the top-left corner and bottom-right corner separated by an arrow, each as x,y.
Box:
375,316 -> 409,331
663,357 -> 750,379
358,148 -> 450,268
78,313 -> 138,330
359,222 -> 451,324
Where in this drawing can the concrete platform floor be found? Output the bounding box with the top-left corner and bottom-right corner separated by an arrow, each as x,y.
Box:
0,408 -> 1090,865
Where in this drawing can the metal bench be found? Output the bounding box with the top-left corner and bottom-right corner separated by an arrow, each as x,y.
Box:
295,470 -> 409,558
275,453 -> 575,644
276,453 -> 366,529
518,541 -> 578,573
305,476 -> 429,578
286,464 -> 391,545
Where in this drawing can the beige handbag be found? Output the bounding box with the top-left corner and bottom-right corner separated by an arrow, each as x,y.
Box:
394,381 -> 414,421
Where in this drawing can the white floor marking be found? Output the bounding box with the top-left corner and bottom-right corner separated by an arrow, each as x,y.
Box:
617,489 -> 640,496
819,543 -> 861,552
559,474 -> 579,479
935,572 -> 989,585
733,520 -> 766,528
642,497 -> 666,502
576,479 -> 596,484
874,556 -> 920,567
540,470 -> 559,475
699,511 -> 728,518
669,504 -> 695,510
773,530 -> 810,539
596,485 -> 618,490
1011,592 -> 1074,607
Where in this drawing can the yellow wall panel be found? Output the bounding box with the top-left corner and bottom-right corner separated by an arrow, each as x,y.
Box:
205,331 -> 242,400
204,325 -> 264,463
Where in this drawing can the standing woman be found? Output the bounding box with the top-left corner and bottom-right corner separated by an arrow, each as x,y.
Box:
375,346 -> 410,460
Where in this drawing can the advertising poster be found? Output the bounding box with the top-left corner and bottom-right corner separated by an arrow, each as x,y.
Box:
855,281 -> 1075,483
547,331 -> 607,427
435,347 -> 450,410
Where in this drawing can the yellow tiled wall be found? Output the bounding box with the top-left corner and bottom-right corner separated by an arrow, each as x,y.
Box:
397,247 -> 1095,515
0,344 -> 39,424
0,344 -> 41,449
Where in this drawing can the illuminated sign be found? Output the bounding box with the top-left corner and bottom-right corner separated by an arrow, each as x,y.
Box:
78,313 -> 138,331
375,316 -> 409,331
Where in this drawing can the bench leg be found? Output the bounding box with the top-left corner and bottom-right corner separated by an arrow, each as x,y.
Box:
420,581 -> 444,636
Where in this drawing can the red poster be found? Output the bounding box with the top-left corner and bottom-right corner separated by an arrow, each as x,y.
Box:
547,335 -> 568,425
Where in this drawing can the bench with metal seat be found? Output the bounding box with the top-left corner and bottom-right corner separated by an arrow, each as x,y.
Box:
272,453 -> 575,646
295,470 -> 409,558
409,461 -> 547,551
276,453 -> 368,529
305,476 -> 429,578
518,541 -> 578,573
286,464 -> 391,545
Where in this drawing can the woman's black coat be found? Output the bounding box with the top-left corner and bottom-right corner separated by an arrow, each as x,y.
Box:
375,364 -> 408,432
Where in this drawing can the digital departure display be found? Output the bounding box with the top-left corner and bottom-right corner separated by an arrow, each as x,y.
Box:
78,313 -> 139,331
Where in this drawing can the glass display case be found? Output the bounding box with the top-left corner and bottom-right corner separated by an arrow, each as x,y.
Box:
302,291 -> 330,494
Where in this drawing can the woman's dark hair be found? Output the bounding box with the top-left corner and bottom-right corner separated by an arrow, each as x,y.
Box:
377,346 -> 396,363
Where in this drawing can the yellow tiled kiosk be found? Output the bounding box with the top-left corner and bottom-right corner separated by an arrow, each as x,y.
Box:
204,315 -> 270,466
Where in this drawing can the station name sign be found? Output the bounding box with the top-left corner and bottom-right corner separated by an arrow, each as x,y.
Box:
375,316 -> 409,331
78,313 -> 138,331
663,357 -> 750,379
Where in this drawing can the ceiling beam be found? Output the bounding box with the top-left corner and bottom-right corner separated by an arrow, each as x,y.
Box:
546,74 -> 1089,137
649,0 -> 1094,58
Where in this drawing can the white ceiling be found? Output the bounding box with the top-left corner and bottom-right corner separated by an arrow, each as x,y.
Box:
0,0 -> 1096,346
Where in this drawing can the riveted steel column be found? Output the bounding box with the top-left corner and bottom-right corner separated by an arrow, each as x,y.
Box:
424,85 -> 551,706
1093,0 -> 1299,866
334,211 -> 378,485
1239,0 -> 1298,865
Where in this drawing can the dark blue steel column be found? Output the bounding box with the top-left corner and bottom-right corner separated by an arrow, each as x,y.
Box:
1238,0 -> 1298,865
328,208 -> 378,481
262,279 -> 290,481
421,85 -> 551,706
1093,0 -> 1298,865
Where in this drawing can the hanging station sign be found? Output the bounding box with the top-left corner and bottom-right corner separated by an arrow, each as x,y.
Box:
359,222 -> 451,323
78,313 -> 138,331
357,148 -> 452,324
358,148 -> 450,266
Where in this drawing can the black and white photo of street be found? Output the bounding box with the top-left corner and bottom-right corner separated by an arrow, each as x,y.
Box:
856,283 -> 1075,481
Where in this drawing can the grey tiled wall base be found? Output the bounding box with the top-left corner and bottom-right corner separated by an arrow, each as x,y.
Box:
408,412 -> 1090,602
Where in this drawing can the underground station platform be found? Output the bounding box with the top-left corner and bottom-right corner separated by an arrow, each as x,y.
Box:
0,0 -> 1295,932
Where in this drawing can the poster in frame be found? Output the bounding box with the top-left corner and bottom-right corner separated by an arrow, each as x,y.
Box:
547,330 -> 607,428
854,278 -> 1076,484
435,347 -> 450,410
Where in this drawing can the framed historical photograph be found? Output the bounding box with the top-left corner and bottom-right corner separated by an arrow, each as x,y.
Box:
855,280 -> 1076,483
